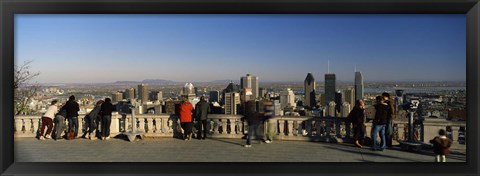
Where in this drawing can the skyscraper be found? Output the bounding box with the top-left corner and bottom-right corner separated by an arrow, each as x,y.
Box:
335,90 -> 342,113
343,88 -> 355,109
355,71 -> 364,101
325,73 -> 336,105
240,74 -> 259,99
124,88 -> 135,100
138,84 -> 149,103
280,88 -> 295,109
149,91 -> 162,101
209,90 -> 220,102
112,91 -> 123,103
341,102 -> 351,118
224,92 -> 240,115
304,73 -> 316,108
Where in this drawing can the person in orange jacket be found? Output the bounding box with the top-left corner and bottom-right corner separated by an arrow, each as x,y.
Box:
179,98 -> 194,140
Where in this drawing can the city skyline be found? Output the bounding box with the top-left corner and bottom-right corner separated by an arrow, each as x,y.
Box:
15,14 -> 466,83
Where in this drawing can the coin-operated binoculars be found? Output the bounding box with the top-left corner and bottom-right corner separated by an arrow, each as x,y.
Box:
398,99 -> 423,151
126,99 -> 145,142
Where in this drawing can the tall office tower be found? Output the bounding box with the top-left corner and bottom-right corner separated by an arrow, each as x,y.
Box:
194,87 -> 199,96
240,73 -> 259,99
327,101 -> 336,117
182,83 -> 196,101
304,73 -> 316,108
343,88 -> 355,109
273,100 -> 281,116
209,90 -> 220,102
280,88 -> 296,109
335,90 -> 342,113
325,73 -> 336,106
241,88 -> 253,103
221,81 -> 241,105
138,84 -> 149,103
224,92 -> 240,115
355,71 -> 364,101
341,102 -> 351,118
259,87 -> 267,99
124,88 -> 135,100
149,91 -> 162,101
112,91 -> 123,103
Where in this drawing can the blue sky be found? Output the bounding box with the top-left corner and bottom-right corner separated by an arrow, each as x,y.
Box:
15,14 -> 466,83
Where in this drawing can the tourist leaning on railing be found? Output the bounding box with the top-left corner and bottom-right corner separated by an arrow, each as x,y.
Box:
61,95 -> 80,139
194,96 -> 210,140
39,100 -> 59,140
100,98 -> 114,140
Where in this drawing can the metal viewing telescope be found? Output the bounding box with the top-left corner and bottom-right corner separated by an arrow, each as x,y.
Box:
398,98 -> 423,151
126,99 -> 145,142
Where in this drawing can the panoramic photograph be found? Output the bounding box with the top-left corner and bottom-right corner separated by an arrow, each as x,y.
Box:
14,14 -> 466,162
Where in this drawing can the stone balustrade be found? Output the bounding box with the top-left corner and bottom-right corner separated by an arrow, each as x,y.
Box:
14,113 -> 466,145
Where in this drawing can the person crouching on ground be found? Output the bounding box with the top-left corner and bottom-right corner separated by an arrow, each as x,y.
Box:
179,98 -> 194,141
39,100 -> 59,140
430,129 -> 453,162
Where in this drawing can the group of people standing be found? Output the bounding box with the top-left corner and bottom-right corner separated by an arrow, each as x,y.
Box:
348,92 -> 396,151
348,92 -> 453,162
38,95 -> 114,141
178,96 -> 211,140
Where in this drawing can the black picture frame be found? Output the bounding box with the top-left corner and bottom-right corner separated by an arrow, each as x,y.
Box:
1,0 -> 479,175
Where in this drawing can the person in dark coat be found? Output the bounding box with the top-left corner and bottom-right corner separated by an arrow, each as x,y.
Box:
382,92 -> 395,148
100,98 -> 114,140
61,95 -> 80,139
194,96 -> 210,140
371,96 -> 389,151
347,99 -> 366,148
430,129 -> 453,162
82,100 -> 103,140
243,100 -> 260,147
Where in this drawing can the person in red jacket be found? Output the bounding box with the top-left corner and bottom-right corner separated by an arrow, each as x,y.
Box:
179,98 -> 194,140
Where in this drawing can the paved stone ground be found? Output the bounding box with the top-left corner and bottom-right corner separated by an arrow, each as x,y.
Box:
14,137 -> 466,162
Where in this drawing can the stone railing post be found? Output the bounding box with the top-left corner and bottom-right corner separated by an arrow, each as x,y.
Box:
110,113 -> 120,134
138,117 -> 145,132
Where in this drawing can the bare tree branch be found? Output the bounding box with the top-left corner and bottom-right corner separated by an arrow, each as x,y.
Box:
14,60 -> 40,115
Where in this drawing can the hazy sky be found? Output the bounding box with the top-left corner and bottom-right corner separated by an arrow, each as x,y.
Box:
15,14 -> 466,83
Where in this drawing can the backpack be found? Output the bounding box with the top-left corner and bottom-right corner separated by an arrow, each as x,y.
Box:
67,129 -> 75,140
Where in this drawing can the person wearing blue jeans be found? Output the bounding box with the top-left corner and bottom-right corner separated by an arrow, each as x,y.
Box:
61,95 -> 80,139
68,116 -> 79,138
371,124 -> 386,150
372,96 -> 389,151
100,98 -> 114,140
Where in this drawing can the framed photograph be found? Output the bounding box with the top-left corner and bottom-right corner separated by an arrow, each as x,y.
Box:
1,0 -> 479,175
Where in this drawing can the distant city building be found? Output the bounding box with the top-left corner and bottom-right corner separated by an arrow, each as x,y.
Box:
259,87 -> 267,99
241,88 -> 254,103
182,83 -> 196,101
209,90 -> 220,102
325,73 -> 336,106
280,88 -> 295,110
224,92 -> 240,115
335,90 -> 342,113
273,100 -> 281,116
124,88 -> 135,100
138,84 -> 149,103
343,88 -> 355,110
355,71 -> 364,101
221,81 -> 241,105
341,102 -> 351,118
149,91 -> 162,101
112,91 -> 123,103
327,101 -> 336,117
304,73 -> 316,108
240,73 -> 259,99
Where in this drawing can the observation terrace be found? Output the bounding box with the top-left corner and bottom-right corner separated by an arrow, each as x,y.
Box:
14,113 -> 466,162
